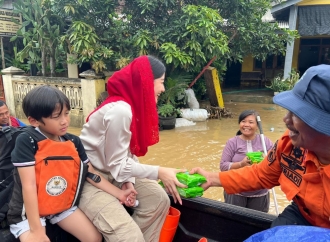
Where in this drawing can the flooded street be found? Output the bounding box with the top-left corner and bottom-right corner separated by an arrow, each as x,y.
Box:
28,101 -> 290,216
139,102 -> 291,216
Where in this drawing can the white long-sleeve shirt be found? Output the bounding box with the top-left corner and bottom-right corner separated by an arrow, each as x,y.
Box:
80,101 -> 159,184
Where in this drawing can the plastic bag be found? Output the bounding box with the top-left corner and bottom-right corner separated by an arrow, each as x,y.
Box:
244,225 -> 330,242
175,118 -> 196,128
246,152 -> 264,164
177,187 -> 204,198
176,172 -> 207,188
181,109 -> 209,122
185,88 -> 200,109
159,172 -> 206,198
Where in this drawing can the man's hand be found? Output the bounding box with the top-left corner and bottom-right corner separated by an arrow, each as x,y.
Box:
189,167 -> 221,190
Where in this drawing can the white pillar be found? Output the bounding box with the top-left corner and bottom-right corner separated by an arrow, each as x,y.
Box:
1,66 -> 25,116
79,70 -> 105,121
283,6 -> 298,79
67,53 -> 79,78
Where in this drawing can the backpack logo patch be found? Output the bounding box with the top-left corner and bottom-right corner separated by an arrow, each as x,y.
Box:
46,176 -> 67,196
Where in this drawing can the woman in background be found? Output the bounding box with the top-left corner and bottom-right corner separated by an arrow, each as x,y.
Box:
220,110 -> 273,212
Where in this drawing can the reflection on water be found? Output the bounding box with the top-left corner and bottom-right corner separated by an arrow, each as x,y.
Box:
31,102 -> 290,216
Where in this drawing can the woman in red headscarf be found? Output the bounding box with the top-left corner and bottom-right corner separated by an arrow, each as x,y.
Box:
78,55 -> 186,242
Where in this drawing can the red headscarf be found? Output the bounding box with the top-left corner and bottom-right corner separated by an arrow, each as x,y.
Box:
87,56 -> 159,156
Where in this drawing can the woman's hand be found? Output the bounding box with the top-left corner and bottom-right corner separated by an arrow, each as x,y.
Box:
125,192 -> 137,207
240,156 -> 251,167
119,182 -> 138,205
122,182 -> 137,207
158,167 -> 187,205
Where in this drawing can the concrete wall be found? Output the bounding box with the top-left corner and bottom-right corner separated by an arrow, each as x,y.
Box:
2,67 -> 106,128
242,55 -> 254,72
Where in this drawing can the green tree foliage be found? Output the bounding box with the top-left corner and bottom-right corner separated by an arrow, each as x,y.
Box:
53,0 -> 119,72
11,0 -> 65,76
123,0 -> 297,73
9,0 -> 297,77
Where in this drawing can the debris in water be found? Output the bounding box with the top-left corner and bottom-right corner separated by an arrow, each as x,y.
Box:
262,106 -> 277,111
200,104 -> 233,119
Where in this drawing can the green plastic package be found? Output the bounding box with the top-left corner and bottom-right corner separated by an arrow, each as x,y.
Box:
176,172 -> 207,188
246,151 -> 264,164
158,182 -> 204,198
158,172 -> 206,198
177,187 -> 204,198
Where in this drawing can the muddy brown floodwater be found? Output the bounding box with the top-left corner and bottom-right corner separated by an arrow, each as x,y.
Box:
139,102 -> 291,215
23,102 -> 291,215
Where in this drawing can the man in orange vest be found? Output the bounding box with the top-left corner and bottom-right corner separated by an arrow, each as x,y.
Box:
191,64 -> 330,229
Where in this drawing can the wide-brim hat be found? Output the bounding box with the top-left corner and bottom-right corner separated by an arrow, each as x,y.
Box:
273,64 -> 330,136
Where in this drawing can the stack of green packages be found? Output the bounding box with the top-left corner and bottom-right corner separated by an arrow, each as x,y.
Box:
159,172 -> 207,198
246,151 -> 264,164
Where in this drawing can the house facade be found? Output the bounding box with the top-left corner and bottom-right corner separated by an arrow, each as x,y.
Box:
237,0 -> 330,87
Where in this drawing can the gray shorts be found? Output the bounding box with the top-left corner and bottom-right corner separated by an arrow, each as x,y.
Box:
9,206 -> 77,238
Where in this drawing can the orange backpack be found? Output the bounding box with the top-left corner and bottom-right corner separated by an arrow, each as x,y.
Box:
26,128 -> 88,217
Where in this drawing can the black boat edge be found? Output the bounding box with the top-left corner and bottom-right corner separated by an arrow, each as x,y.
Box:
0,196 -> 277,242
171,196 -> 277,242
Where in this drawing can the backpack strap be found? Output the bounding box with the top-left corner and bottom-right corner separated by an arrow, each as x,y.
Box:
2,126 -> 14,143
1,126 -> 27,143
24,126 -> 72,143
23,126 -> 47,142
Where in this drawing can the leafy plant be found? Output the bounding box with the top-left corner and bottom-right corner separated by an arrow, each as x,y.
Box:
115,56 -> 131,70
54,0 -> 128,71
11,0 -> 61,76
266,69 -> 300,93
66,21 -> 114,73
5,47 -> 30,72
284,69 -> 300,90
266,75 -> 288,92
158,73 -> 191,108
158,104 -> 181,118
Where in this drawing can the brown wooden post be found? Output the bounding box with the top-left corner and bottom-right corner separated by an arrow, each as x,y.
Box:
204,67 -> 224,108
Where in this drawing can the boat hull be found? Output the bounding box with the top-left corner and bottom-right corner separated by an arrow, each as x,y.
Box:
0,196 -> 276,242
172,196 -> 276,242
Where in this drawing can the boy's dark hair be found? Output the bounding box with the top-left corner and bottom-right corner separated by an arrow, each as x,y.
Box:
22,86 -> 70,121
147,55 -> 166,79
0,100 -> 7,107
236,110 -> 259,136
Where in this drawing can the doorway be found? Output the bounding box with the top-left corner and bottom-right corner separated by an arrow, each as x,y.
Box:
224,61 -> 242,88
298,38 -> 330,75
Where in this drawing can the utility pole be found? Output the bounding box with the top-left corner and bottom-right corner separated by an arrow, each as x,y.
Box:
1,37 -> 5,69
